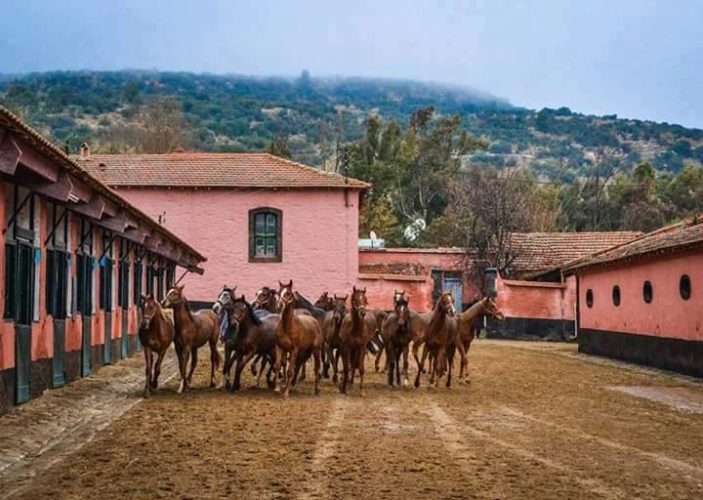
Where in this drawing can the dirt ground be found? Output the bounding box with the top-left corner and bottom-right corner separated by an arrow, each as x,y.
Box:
4,340 -> 703,500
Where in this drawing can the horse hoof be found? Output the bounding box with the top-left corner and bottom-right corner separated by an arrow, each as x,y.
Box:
282,392 -> 290,399
360,391 -> 367,397
150,380 -> 158,389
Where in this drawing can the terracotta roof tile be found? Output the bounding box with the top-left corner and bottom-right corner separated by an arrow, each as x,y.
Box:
508,231 -> 642,277
565,218 -> 703,271
75,152 -> 370,189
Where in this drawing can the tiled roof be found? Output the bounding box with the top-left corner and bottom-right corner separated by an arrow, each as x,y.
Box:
508,231 -> 642,277
75,152 -> 370,189
564,218 -> 703,271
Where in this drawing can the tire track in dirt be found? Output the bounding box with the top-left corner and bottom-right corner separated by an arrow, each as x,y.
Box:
425,402 -> 627,500
500,405 -> 703,481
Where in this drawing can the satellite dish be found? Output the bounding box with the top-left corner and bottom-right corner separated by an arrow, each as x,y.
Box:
370,230 -> 378,240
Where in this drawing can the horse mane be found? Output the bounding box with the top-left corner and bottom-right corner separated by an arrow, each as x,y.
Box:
459,297 -> 486,322
233,297 -> 263,326
294,292 -> 326,316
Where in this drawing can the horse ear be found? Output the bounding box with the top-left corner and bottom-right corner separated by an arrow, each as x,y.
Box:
176,284 -> 184,292
362,287 -> 366,293
279,280 -> 284,287
353,285 -> 357,293
288,279 -> 293,288
141,294 -> 147,302
241,294 -> 246,301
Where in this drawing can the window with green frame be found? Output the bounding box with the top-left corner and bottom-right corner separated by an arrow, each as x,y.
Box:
249,208 -> 282,262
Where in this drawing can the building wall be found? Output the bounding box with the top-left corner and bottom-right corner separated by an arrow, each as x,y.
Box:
578,250 -> 702,340
116,188 -> 361,302
487,274 -> 576,340
577,250 -> 703,377
358,248 -> 480,311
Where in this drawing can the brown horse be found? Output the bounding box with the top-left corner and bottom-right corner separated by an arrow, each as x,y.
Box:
338,286 -> 377,396
455,297 -> 504,383
382,291 -> 415,387
252,286 -> 279,313
314,292 -> 335,311
321,294 -> 347,382
138,294 -> 174,398
163,285 -> 221,392
375,290 -> 404,372
414,292 -> 457,389
273,280 -> 323,398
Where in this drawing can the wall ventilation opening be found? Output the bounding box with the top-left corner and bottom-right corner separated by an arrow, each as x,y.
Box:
680,274 -> 691,300
586,289 -> 594,308
643,281 -> 653,304
612,285 -> 621,306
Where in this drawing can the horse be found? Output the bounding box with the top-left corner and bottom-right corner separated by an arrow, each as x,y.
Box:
252,286 -> 279,313
272,280 -> 323,398
414,292 -> 457,390
219,292 -> 279,391
338,286 -> 377,396
455,297 -> 504,383
138,294 -> 174,398
314,292 -> 335,311
321,294 -> 347,382
162,285 -> 221,392
382,291 -> 414,387
374,290 -> 404,372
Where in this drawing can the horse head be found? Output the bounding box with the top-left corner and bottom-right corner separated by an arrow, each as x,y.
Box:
314,291 -> 333,311
213,285 -> 237,315
252,286 -> 277,311
351,286 -> 368,318
482,297 -> 505,321
394,292 -> 410,327
162,284 -> 185,308
436,292 -> 456,318
332,294 -> 348,325
140,294 -> 160,330
277,279 -> 294,311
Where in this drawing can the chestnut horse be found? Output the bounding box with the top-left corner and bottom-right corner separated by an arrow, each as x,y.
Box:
382,290 -> 414,387
163,285 -> 221,392
138,294 -> 174,398
455,297 -> 504,383
321,294 -> 347,382
414,292 -> 457,389
273,280 -> 323,398
338,286 -> 377,396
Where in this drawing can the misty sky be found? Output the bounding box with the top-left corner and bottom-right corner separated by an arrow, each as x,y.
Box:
2,0 -> 702,127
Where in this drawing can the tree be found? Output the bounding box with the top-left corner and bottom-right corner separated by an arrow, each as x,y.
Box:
139,97 -> 184,153
266,131 -> 292,159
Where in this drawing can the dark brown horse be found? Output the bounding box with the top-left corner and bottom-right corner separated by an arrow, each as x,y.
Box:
219,292 -> 279,391
163,285 -> 221,392
314,292 -> 334,311
382,291 -> 414,387
252,286 -> 279,313
414,292 -> 457,390
455,297 -> 504,383
138,294 -> 174,398
338,286 -> 377,396
273,280 -> 323,398
374,290 -> 404,372
321,294 -> 347,382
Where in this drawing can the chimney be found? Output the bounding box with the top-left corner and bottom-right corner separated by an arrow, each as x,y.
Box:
79,142 -> 91,159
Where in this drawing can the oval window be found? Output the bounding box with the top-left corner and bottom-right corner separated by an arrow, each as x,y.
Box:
643,281 -> 653,304
612,285 -> 621,306
680,275 -> 691,300
586,289 -> 594,308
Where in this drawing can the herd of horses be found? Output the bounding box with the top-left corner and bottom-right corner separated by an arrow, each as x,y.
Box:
137,281 -> 504,398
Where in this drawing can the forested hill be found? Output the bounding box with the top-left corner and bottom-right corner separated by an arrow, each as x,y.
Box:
1,70 -> 702,180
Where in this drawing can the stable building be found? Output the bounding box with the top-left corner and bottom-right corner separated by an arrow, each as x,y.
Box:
76,151 -> 369,304
565,219 -> 703,376
0,107 -> 205,415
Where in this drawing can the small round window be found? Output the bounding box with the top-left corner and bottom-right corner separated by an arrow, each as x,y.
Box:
612,285 -> 621,306
680,275 -> 691,300
643,281 -> 653,303
586,289 -> 594,308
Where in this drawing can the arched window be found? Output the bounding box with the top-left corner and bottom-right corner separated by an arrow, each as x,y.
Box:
249,208 -> 282,262
586,289 -> 594,308
643,281 -> 653,304
612,285 -> 621,306
680,275 -> 691,300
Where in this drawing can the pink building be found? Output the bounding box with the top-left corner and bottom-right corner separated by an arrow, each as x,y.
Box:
77,151 -> 368,304
565,219 -> 703,377
0,107 -> 204,415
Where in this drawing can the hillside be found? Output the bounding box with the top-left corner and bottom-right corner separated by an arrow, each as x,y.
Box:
1,70 -> 702,180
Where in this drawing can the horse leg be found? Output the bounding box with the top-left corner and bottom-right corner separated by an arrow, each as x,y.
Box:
152,349 -> 165,389
402,344 -> 410,386
358,348 -> 366,397
414,344 -> 428,388
187,348 -> 198,387
255,356 -> 267,387
178,345 -> 190,393
386,344 -> 395,387
250,354 -> 260,376
375,341 -> 384,372
273,347 -> 283,394
143,347 -> 152,398
395,348 -> 402,387
412,340 -> 424,374
235,351 -> 256,390
284,349 -> 298,398
339,347 -> 349,394
446,345 -> 455,388
209,338 -> 221,388
313,348 -> 321,396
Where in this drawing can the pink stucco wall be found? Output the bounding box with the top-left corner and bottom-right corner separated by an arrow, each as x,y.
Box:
578,250 -> 703,341
115,188 -> 361,302
358,248 -> 481,312
495,274 -> 576,321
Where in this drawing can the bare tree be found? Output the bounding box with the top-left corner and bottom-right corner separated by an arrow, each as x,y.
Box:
139,97 -> 184,153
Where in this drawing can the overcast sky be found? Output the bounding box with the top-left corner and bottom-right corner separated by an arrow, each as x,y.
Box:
2,0 -> 702,127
